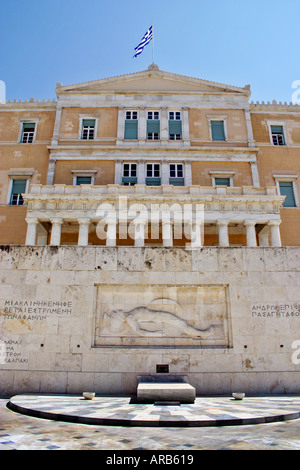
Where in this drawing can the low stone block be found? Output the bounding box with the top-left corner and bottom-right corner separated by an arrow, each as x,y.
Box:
137,382 -> 196,403
136,375 -> 196,403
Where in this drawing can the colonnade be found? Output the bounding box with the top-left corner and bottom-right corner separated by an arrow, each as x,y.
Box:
25,217 -> 282,247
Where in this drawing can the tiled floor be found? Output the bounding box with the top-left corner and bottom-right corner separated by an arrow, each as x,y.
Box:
1,395 -> 300,450
7,394 -> 300,427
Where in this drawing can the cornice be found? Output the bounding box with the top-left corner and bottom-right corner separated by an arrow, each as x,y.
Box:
250,101 -> 300,113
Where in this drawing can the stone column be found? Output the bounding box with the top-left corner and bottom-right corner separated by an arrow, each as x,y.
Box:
78,218 -> 90,246
114,160 -> 123,185
117,107 -> 125,143
133,219 -> 147,247
50,218 -> 63,246
217,221 -> 229,247
137,160 -> 146,184
106,219 -> 117,247
258,227 -> 270,247
182,107 -> 190,144
138,107 -> 146,142
162,219 -> 173,247
25,218 -> 39,245
46,159 -> 56,185
190,220 -> 202,248
250,161 -> 260,188
245,109 -> 256,148
160,107 -> 169,142
36,223 -> 48,246
161,161 -> 169,185
269,220 -> 282,247
244,220 -> 257,247
184,160 -> 192,186
51,106 -> 62,146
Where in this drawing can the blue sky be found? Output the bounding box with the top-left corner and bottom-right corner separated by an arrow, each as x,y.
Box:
1,0 -> 299,103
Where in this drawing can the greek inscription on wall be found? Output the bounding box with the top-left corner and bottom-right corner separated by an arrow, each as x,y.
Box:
0,339 -> 28,365
251,303 -> 300,318
1,299 -> 73,320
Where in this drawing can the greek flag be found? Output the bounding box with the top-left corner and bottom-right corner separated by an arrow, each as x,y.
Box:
133,26 -> 153,58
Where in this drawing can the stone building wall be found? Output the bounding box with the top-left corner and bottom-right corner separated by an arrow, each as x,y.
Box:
0,245 -> 299,396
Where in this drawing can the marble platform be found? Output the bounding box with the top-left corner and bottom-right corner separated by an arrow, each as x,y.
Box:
7,394 -> 300,427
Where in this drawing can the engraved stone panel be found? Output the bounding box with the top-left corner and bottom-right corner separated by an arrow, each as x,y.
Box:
94,284 -> 230,347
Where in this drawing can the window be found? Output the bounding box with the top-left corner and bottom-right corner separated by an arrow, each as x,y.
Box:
169,163 -> 184,186
169,111 -> 181,121
72,170 -> 96,185
211,120 -> 226,141
9,179 -> 27,205
122,163 -> 137,185
279,182 -> 296,207
169,111 -> 182,140
147,110 -> 160,140
20,123 -> 35,143
126,111 -> 138,120
170,164 -> 183,178
146,163 -> 161,185
209,171 -> 234,187
124,110 -> 138,140
148,111 -> 159,120
215,177 -> 230,186
81,119 -> 95,140
76,176 -> 92,185
271,125 -> 285,146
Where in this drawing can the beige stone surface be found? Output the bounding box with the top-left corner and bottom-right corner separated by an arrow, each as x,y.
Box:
0,245 -> 299,396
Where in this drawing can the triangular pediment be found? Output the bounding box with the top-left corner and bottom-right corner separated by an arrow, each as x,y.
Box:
56,66 -> 250,97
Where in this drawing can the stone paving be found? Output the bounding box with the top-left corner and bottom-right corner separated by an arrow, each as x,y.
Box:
1,395 -> 300,450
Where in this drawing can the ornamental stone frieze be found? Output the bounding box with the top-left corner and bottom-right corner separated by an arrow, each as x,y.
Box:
22,184 -> 284,248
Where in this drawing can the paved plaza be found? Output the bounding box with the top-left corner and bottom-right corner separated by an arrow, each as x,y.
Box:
1,394 -> 300,450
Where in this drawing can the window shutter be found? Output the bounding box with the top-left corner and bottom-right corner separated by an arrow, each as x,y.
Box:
22,123 -> 35,130
169,120 -> 182,136
82,119 -> 95,127
12,180 -> 27,193
124,120 -> 138,139
211,121 -> 226,141
147,120 -> 160,135
271,125 -> 283,134
76,176 -> 92,185
215,178 -> 230,186
279,182 -> 296,207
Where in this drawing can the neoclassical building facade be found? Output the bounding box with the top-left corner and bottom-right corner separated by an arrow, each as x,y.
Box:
0,65 -> 299,248
0,66 -> 300,396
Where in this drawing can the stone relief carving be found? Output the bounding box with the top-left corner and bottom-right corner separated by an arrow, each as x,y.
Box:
95,284 -> 230,347
101,303 -> 215,338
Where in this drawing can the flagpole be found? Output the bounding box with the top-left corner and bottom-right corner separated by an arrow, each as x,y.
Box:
152,23 -> 154,64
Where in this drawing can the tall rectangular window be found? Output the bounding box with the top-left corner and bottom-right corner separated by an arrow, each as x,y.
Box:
211,121 -> 226,141
21,123 -> 35,143
124,111 -> 138,140
122,163 -> 137,185
279,182 -> 296,207
10,179 -> 27,205
147,111 -> 160,140
81,119 -> 95,140
169,111 -> 182,140
169,163 -> 184,186
146,163 -> 161,185
271,125 -> 285,146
